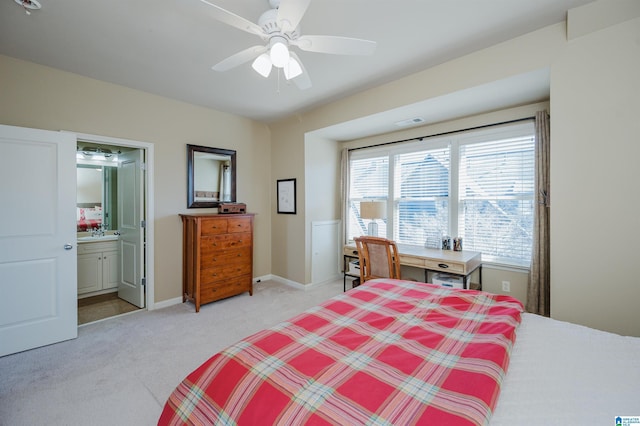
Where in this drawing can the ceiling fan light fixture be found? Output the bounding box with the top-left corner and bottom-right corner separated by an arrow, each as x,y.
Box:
283,57 -> 302,80
252,53 -> 273,77
269,39 -> 290,68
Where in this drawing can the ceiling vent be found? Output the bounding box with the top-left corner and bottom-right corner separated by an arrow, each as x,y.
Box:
394,117 -> 425,127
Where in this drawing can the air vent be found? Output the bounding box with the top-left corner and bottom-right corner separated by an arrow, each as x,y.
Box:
394,117 -> 425,127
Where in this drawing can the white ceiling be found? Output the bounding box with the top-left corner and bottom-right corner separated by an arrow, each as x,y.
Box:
1,0 -> 593,139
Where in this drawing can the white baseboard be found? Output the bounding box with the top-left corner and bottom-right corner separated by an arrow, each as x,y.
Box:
151,296 -> 183,310
261,275 -> 339,291
153,274 -> 342,309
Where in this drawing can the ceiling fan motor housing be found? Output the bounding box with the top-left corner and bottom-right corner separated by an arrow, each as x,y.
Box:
258,8 -> 300,41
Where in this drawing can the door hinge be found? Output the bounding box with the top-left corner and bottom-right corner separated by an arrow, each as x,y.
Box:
141,220 -> 146,228
140,162 -> 147,171
141,277 -> 146,287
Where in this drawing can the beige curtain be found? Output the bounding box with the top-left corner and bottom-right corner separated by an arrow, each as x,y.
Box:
526,111 -> 551,316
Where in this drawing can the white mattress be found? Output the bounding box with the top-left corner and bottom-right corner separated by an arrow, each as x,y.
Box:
491,313 -> 640,425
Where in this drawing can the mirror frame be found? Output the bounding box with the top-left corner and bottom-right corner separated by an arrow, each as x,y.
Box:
187,144 -> 236,208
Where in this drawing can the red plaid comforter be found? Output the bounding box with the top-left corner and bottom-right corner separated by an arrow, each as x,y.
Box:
159,279 -> 523,426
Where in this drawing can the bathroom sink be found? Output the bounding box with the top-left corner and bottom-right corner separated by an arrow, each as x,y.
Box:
77,235 -> 119,242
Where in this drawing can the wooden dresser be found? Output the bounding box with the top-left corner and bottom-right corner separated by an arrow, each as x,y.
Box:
180,213 -> 254,312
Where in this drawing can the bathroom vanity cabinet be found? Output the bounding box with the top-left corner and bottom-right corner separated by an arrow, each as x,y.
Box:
77,240 -> 119,295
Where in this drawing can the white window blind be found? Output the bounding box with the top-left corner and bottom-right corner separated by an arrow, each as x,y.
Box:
458,135 -> 535,264
348,155 -> 388,240
394,147 -> 450,247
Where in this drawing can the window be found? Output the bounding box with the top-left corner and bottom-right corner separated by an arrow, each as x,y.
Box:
347,121 -> 535,266
348,155 -> 388,239
394,147 -> 450,247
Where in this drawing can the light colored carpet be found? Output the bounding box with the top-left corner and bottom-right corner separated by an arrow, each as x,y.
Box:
0,278 -> 343,426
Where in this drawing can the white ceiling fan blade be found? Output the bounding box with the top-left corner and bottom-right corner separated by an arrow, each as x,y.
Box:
293,35 -> 377,56
289,52 -> 311,90
199,0 -> 265,37
213,45 -> 267,72
276,0 -> 311,32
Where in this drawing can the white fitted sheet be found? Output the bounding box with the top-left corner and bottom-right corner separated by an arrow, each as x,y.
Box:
491,313 -> 640,425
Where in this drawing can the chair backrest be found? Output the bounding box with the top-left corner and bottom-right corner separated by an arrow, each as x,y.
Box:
354,236 -> 401,283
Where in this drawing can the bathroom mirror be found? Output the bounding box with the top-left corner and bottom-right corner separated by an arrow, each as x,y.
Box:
187,144 -> 236,208
76,164 -> 118,231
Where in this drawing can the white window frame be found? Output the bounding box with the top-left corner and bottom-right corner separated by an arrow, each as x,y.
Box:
346,121 -> 535,267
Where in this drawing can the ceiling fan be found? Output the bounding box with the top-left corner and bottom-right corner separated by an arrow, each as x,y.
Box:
199,0 -> 377,89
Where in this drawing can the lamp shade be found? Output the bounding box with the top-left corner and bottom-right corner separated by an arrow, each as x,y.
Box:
270,41 -> 290,68
360,201 -> 387,220
252,53 -> 272,77
283,57 -> 302,80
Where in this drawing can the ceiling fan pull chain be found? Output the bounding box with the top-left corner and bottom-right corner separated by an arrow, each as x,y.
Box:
277,68 -> 281,94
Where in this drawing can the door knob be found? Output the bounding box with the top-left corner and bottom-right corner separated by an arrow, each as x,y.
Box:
64,244 -> 73,250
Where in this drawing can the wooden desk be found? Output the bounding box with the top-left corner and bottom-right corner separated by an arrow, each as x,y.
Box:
343,243 -> 482,291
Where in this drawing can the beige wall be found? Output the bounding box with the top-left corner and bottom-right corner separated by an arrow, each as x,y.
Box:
270,22 -> 566,285
0,55 -> 272,304
550,6 -> 640,335
270,0 -> 640,335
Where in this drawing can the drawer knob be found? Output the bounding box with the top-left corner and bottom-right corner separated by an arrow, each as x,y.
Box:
438,263 -> 449,268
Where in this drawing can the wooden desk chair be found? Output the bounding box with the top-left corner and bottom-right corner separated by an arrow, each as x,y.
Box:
354,236 -> 401,284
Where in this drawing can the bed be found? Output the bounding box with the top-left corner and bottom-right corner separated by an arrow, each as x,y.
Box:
159,279 -> 640,425
159,279 -> 524,425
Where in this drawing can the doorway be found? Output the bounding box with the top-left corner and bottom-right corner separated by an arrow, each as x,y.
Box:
74,132 -> 155,325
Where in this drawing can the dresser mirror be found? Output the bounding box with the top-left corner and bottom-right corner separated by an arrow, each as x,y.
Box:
187,144 -> 236,208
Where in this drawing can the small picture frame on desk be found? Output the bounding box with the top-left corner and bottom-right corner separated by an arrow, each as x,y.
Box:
277,178 -> 296,214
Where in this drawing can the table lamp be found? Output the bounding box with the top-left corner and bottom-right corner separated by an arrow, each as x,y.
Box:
360,201 -> 387,236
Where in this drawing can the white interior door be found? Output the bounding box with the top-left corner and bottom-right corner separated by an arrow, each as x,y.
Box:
117,149 -> 145,308
0,124 -> 77,357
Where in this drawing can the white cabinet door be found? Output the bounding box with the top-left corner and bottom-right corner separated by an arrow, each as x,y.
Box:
0,124 -> 77,357
77,253 -> 102,294
102,250 -> 120,290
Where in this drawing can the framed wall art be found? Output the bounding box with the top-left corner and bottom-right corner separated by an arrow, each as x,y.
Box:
277,178 -> 296,214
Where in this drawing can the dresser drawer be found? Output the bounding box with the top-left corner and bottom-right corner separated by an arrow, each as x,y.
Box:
200,218 -> 228,235
423,259 -> 465,274
200,246 -> 251,267
200,263 -> 252,284
343,246 -> 359,257
200,275 -> 252,304
200,232 -> 252,252
227,217 -> 252,233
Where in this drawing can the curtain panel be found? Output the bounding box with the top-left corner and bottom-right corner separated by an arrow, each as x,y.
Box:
526,111 -> 551,316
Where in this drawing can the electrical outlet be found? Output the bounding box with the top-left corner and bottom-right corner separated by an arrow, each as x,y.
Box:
502,281 -> 511,292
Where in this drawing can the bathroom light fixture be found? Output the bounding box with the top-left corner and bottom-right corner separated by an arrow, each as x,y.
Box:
76,146 -> 120,162
14,0 -> 41,15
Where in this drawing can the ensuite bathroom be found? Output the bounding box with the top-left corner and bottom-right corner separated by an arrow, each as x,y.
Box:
76,141 -> 145,324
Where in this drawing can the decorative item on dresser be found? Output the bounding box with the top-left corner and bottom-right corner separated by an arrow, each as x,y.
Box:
180,213 -> 254,312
